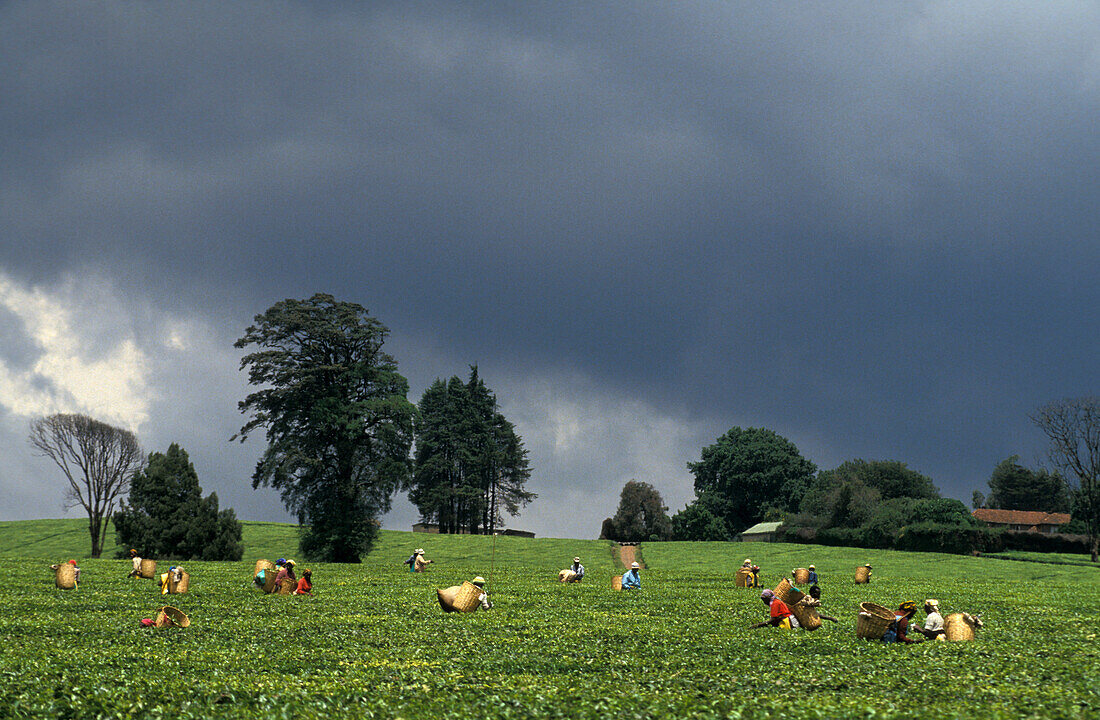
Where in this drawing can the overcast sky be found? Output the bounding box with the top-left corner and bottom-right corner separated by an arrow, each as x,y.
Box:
1,2 -> 1097,539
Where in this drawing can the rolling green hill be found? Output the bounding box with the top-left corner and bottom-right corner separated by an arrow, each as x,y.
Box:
0,518 -> 618,570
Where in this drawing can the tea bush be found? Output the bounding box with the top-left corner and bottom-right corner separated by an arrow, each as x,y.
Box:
0,542 -> 1097,719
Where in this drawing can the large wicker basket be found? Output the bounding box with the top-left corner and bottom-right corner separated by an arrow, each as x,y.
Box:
856,602 -> 894,639
735,569 -> 751,588
54,563 -> 77,590
437,585 -> 460,612
944,613 -> 977,642
559,569 -> 577,583
154,605 -> 190,628
854,566 -> 871,584
773,578 -> 804,606
452,581 -> 482,612
139,558 -> 157,579
791,600 -> 822,631
259,569 -> 278,594
254,559 -> 274,576
612,575 -> 623,591
170,571 -> 190,594
793,568 -> 810,585
277,577 -> 296,595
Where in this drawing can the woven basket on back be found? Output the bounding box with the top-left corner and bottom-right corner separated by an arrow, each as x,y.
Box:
451,581 -> 482,612
790,600 -> 822,631
171,572 -> 190,594
437,585 -> 460,612
559,569 -> 577,583
261,570 -> 278,594
54,563 -> 77,590
793,568 -> 810,585
854,566 -> 870,584
139,558 -> 157,579
155,605 -> 190,628
612,575 -> 623,591
277,577 -> 296,596
773,578 -> 804,606
735,569 -> 750,588
943,613 -> 977,642
856,602 -> 894,639
254,559 -> 274,576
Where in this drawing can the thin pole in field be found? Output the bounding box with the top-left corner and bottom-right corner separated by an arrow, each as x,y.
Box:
490,531 -> 498,587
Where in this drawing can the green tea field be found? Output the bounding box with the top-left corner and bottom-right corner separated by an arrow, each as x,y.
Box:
1,532 -> 1098,719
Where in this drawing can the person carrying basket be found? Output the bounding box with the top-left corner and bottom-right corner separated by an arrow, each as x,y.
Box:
752,589 -> 799,629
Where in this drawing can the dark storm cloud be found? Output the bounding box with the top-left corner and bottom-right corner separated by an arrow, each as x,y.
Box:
1,2 -> 1098,532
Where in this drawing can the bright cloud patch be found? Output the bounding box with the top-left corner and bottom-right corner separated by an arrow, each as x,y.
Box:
0,272 -> 151,430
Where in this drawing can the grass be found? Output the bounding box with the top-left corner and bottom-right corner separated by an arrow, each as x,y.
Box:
1,531 -> 1098,719
982,550 -> 1098,568
0,519 -> 619,570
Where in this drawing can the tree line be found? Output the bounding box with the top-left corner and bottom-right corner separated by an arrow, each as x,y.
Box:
29,293 -> 536,562
601,401 -> 1099,562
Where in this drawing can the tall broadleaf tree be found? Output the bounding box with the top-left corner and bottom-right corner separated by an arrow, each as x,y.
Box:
409,367 -> 533,533
685,426 -> 816,536
1031,398 -> 1100,562
28,413 -> 144,558
234,294 -> 416,562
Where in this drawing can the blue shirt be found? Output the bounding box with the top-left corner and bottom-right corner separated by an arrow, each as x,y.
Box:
622,569 -> 641,589
807,571 -> 818,585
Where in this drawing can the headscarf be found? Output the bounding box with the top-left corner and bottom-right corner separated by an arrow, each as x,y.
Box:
898,601 -> 918,616
68,559 -> 77,566
472,576 -> 486,587
760,589 -> 775,603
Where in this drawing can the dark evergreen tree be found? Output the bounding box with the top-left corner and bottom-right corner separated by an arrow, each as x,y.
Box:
985,455 -> 1071,513
113,443 -> 243,560
409,367 -> 533,533
234,294 -> 416,562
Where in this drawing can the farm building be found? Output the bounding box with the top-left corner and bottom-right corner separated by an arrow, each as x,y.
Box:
738,521 -> 783,542
971,509 -> 1070,534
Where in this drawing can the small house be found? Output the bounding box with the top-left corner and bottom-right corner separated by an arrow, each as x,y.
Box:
971,509 -> 1070,534
738,521 -> 783,542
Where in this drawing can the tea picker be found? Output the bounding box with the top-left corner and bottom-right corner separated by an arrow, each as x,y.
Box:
913,599 -> 945,640
752,589 -> 799,629
621,562 -> 641,590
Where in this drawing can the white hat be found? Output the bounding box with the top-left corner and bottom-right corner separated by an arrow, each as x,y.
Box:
416,548 -> 424,554
631,561 -> 640,569
925,598 -> 940,609
573,557 -> 580,563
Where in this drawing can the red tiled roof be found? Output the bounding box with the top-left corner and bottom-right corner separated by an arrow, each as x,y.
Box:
972,509 -> 1071,526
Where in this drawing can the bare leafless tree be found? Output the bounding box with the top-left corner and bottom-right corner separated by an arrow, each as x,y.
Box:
1030,398 -> 1100,562
28,413 -> 144,558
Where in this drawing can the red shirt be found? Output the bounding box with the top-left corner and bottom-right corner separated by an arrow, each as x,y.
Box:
770,599 -> 792,620
295,577 -> 312,594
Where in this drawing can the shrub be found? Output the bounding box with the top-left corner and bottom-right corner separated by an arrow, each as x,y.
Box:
894,522 -> 999,554
1000,531 -> 1091,554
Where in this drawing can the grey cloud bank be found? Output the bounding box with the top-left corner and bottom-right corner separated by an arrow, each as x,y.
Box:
1,3 -> 1097,538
